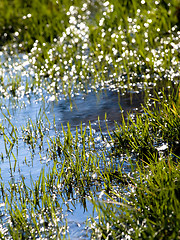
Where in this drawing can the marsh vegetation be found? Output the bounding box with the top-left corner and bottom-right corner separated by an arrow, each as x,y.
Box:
0,0 -> 180,239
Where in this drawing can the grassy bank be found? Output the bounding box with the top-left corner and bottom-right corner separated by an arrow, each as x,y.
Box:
90,91 -> 180,240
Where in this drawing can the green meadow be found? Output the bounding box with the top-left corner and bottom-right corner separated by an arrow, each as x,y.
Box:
0,0 -> 179,239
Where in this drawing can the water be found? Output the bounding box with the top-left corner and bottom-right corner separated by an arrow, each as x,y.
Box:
54,90 -> 144,127
0,53 -> 145,239
1,50 -> 178,239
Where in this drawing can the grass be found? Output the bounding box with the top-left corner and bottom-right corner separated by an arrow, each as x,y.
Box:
0,0 -> 180,239
113,90 -> 180,161
0,89 -> 179,239
90,155 -> 180,240
88,90 -> 180,239
1,0 -> 179,98
0,0 -> 82,50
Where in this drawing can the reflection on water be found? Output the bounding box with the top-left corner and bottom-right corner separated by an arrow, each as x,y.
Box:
0,87 -> 145,186
0,85 -> 146,239
54,90 -> 145,128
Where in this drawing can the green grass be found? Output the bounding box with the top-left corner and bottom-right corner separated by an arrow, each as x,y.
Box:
88,90 -> 180,239
113,90 -> 180,161
0,90 -> 179,239
0,0 -> 83,49
90,156 -> 180,240
0,0 -> 179,97
0,0 -> 180,239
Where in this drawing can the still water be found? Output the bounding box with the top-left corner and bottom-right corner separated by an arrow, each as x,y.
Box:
0,54 -> 145,239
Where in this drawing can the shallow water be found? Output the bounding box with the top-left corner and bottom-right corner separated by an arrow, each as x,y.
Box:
0,93 -> 144,239
0,53 -> 145,239
1,48 -> 179,238
52,89 -> 144,129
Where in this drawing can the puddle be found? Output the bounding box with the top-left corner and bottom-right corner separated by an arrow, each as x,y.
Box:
52,89 -> 144,129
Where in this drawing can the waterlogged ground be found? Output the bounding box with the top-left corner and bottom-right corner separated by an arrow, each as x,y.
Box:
0,53 -> 143,239
0,0 -> 180,239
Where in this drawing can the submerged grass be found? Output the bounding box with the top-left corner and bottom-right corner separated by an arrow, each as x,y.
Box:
0,89 -> 179,239
0,0 -> 180,239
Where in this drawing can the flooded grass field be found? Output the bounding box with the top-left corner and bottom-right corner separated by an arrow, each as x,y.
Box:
0,0 -> 180,239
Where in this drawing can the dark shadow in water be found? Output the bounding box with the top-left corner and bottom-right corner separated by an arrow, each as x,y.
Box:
54,90 -> 145,128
